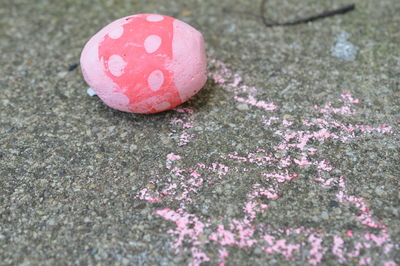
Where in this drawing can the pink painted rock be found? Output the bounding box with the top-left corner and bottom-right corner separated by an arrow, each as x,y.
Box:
80,14 -> 207,114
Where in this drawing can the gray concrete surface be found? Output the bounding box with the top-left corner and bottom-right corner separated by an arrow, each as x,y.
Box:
0,0 -> 399,265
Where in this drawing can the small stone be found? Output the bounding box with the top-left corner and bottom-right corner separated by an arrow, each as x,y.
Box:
283,114 -> 293,120
275,150 -> 287,159
331,32 -> 358,61
20,70 -> 28,76
254,247 -> 263,255
146,183 -> 156,189
321,211 -> 329,220
87,88 -> 97,97
375,186 -> 386,196
329,200 -> 339,208
334,208 -> 342,215
236,103 -> 249,111
143,234 -> 151,241
129,144 -> 138,152
226,206 -> 236,216
198,234 -> 207,243
68,63 -> 79,71
57,71 -> 68,78
121,258 -> 130,265
201,207 -> 208,215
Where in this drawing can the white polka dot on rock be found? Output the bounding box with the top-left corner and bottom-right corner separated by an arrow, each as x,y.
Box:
146,14 -> 164,22
144,35 -> 162,54
148,70 -> 164,91
108,26 -> 124,39
107,55 -> 127,77
106,92 -> 131,112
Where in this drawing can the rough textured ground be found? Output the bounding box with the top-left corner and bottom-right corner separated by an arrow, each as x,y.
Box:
0,0 -> 399,265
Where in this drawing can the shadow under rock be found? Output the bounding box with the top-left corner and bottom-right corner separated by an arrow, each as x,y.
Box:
96,77 -> 217,124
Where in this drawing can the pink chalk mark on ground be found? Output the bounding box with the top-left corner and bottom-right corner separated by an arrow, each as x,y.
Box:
167,153 -> 181,161
166,153 -> 181,169
263,170 -> 298,183
135,60 -> 397,265
332,235 -> 346,264
169,107 -> 196,146
138,187 -> 161,203
336,176 -> 386,229
308,234 -> 328,265
218,247 -> 229,266
235,95 -> 278,111
262,234 -> 301,259
263,116 -> 280,126
249,183 -> 280,200
155,208 -> 209,250
209,58 -> 277,111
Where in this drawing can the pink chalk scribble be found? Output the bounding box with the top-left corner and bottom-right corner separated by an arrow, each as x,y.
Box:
235,95 -> 278,111
336,176 -> 386,229
139,159 -> 229,210
308,234 -> 328,265
262,234 -> 301,259
135,60 -> 397,265
249,183 -> 280,200
218,247 -> 229,266
209,58 -> 277,111
169,107 -> 196,146
167,153 -> 181,161
263,116 -> 280,126
138,187 -> 161,203
166,153 -> 181,169
226,149 -> 277,166
332,235 -> 346,264
262,170 -> 298,183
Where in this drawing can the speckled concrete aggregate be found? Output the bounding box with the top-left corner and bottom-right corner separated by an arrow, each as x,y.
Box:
0,0 -> 399,265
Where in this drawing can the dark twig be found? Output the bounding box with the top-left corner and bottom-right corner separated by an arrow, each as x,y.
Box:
260,0 -> 272,27
224,1 -> 355,27
261,1 -> 355,27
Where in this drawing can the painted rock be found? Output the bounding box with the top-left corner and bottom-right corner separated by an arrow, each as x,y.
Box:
80,14 -> 207,114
